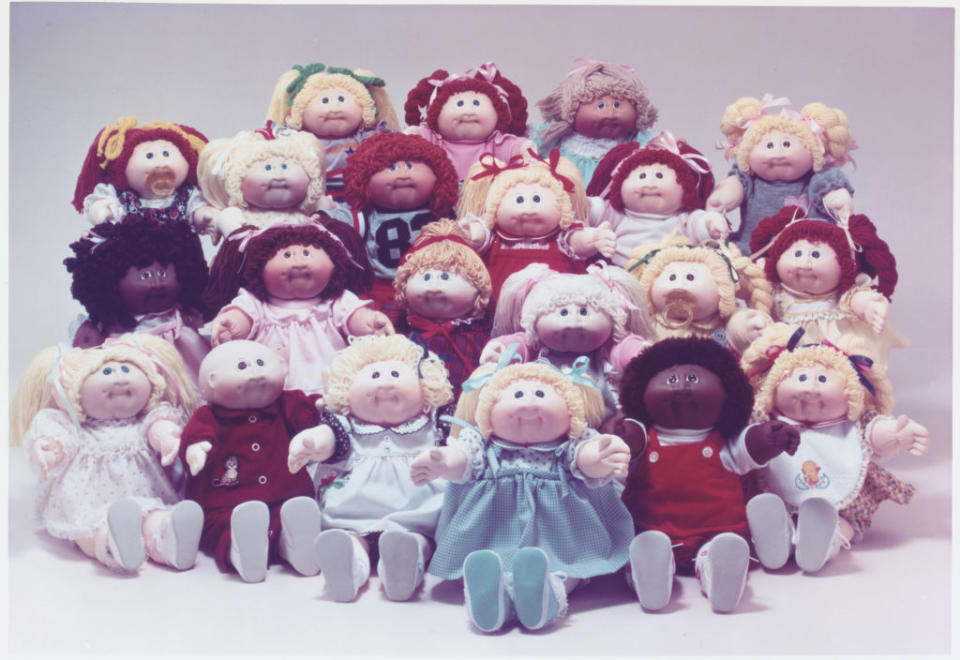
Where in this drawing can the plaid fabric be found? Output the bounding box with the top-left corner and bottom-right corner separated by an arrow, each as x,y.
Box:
401,313 -> 491,398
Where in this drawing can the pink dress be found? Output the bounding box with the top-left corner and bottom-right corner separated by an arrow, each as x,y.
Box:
415,126 -> 529,181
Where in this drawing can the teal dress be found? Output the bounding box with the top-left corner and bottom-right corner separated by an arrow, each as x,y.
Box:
532,122 -> 654,189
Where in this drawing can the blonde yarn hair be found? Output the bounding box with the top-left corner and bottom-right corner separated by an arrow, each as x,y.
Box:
322,335 -> 453,415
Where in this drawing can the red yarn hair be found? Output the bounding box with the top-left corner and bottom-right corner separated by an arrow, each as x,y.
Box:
404,69 -> 528,136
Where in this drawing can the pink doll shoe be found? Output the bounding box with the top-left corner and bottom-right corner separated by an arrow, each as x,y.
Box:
279,496 -> 323,577
746,492 -> 792,570
229,500 -> 270,583
315,529 -> 369,602
106,498 -> 146,572
377,529 -> 424,602
463,550 -> 509,633
512,547 -> 565,630
695,533 -> 749,613
165,500 -> 204,571
794,497 -> 839,573
628,530 -> 675,610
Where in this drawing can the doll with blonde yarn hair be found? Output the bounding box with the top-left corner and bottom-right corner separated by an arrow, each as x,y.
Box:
11,334 -> 203,574
739,324 -> 928,574
707,95 -> 857,254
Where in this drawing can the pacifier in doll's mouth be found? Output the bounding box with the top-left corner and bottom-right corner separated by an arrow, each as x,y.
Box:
146,167 -> 178,196
657,291 -> 697,328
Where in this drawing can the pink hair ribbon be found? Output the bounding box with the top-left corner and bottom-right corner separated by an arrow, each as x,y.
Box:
715,93 -> 792,158
565,58 -> 635,78
645,130 -> 712,176
425,62 -> 511,117
586,263 -> 637,315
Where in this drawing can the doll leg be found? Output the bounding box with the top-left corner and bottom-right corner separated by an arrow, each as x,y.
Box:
512,547 -> 567,631
278,496 -> 323,577
377,530 -> 431,602
462,549 -> 511,633
315,529 -> 371,602
628,530 -> 675,611
142,500 -> 204,571
794,497 -> 839,573
746,493 -> 793,570
229,500 -> 270,583
694,533 -> 750,613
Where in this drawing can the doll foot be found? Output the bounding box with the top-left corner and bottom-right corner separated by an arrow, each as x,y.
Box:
378,530 -> 424,602
165,500 -> 204,570
463,550 -> 509,633
628,530 -> 675,610
513,547 -> 564,630
230,501 -> 269,583
795,498 -> 839,573
746,493 -> 792,570
279,496 -> 322,577
696,533 -> 749,614
315,529 -> 368,602
106,498 -> 145,572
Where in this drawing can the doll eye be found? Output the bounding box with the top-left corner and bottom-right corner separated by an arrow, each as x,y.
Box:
535,390 -> 545,398
281,163 -> 288,170
686,372 -> 699,383
256,359 -> 265,367
302,249 -> 310,257
669,273 -> 677,281
794,249 -> 803,258
811,250 -> 821,258
666,374 -> 679,384
423,273 -> 431,281
337,95 -> 345,103
457,100 -> 465,107
638,172 -> 646,179
157,269 -> 167,279
597,102 -> 605,109
579,307 -> 588,316
515,195 -> 524,204
559,308 -> 569,317
139,271 -> 152,280
121,365 -> 131,373
613,101 -> 621,108
321,96 -> 330,104
145,152 -> 154,159
798,373 -> 807,382
265,164 -> 273,171
102,367 -> 113,375
817,375 -> 827,383
440,272 -> 450,280
405,162 -> 414,170
686,273 -> 695,281
532,194 -> 541,203
371,371 -> 380,379
283,250 -> 292,258
162,150 -> 170,158
766,141 -> 775,149
237,361 -> 247,370
390,370 -> 400,378
472,99 -> 480,107
783,140 -> 792,148
655,172 -> 663,179
513,390 -> 524,399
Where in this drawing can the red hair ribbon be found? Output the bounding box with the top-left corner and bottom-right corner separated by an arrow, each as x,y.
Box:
745,327 -> 805,379
469,154 -> 526,182
525,148 -> 575,193
398,232 -> 476,268
253,121 -> 278,141
819,338 -> 876,396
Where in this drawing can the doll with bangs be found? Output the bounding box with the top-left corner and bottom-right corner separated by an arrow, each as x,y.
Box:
266,62 -> 400,202
209,221 -> 390,395
707,95 -> 857,254
11,334 -> 202,574
740,324 -> 929,574
534,59 -> 658,185
404,62 -> 535,182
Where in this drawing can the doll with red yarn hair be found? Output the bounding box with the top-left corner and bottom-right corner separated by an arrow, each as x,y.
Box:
403,62 -> 536,182
749,205 -> 906,366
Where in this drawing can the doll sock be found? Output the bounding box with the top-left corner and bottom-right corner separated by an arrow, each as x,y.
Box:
377,529 -> 427,602
147,500 -> 203,570
628,530 -> 675,611
278,496 -> 323,577
229,500 -> 270,583
512,547 -> 567,631
794,497 -> 839,573
105,498 -> 146,572
746,492 -> 793,570
315,529 -> 370,602
463,550 -> 511,633
695,533 -> 750,614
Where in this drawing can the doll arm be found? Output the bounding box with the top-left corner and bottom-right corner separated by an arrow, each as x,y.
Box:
682,209 -> 730,243
705,175 -> 745,215
478,334 -> 529,364
82,183 -> 124,224
725,308 -> 773,354
346,306 -> 394,337
457,213 -> 491,251
72,319 -> 105,348
740,420 -> 801,468
565,222 -> 616,259
821,188 -> 854,222
147,419 -> 183,467
847,288 -> 890,334
213,207 -> 248,239
210,306 -> 254,346
23,410 -> 80,480
869,414 -> 930,459
409,445 -> 470,486
287,424 -> 337,474
810,168 -> 855,221
573,431 -> 631,485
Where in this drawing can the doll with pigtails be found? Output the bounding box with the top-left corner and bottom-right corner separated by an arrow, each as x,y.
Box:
266,62 -> 400,202
11,334 -> 203,574
534,59 -> 658,185
739,323 -> 929,574
707,95 -> 857,254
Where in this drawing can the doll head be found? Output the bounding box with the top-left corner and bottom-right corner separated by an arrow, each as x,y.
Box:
198,340 -> 287,411
537,59 -> 658,147
619,337 -> 754,436
197,126 -> 326,215
719,95 -> 855,180
586,131 -> 715,215
322,335 -> 453,425
343,132 -> 458,215
266,63 -> 399,138
64,214 -> 209,329
404,62 -> 528,139
394,219 -> 491,321
73,117 -> 208,211
741,324 -> 893,422
750,206 -> 898,299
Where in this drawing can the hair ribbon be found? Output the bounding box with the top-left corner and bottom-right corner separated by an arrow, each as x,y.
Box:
525,148 -> 575,193
460,343 -> 524,393
469,153 -> 527,181
645,130 -> 711,176
48,343 -> 83,429
425,62 -> 510,118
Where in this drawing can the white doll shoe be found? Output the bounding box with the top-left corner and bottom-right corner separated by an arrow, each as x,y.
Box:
512,547 -> 566,630
628,530 -> 675,610
378,530 -> 424,602
161,500 -> 204,570
315,529 -> 369,602
696,533 -> 749,614
279,497 -> 323,577
106,498 -> 145,572
229,500 -> 269,583
746,493 -> 793,570
463,550 -> 510,633
794,497 -> 839,573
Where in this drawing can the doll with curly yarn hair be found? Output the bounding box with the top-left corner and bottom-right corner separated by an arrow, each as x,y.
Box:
403,62 -> 536,182
534,59 -> 658,185
749,205 -> 906,366
11,334 -> 203,574
64,214 -> 210,379
707,95 -> 857,254
739,324 -> 928,574
266,62 -> 400,202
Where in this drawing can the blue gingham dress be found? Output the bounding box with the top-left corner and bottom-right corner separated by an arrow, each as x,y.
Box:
428,428 -> 634,579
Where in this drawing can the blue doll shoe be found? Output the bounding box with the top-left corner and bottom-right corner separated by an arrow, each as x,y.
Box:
167,499 -> 204,571
628,530 -> 675,610
106,497 -> 145,572
513,547 -> 564,630
746,492 -> 792,570
795,497 -> 839,573
279,496 -> 323,577
463,550 -> 509,632
378,529 -> 424,602
229,500 -> 270,583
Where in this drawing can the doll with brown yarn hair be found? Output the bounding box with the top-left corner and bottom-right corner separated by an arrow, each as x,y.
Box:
403,62 -> 536,182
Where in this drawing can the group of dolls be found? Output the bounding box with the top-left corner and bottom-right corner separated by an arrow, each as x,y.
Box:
10,57 -> 930,633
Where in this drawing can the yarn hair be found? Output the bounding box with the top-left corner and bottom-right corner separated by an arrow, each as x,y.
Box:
404,68 -> 528,136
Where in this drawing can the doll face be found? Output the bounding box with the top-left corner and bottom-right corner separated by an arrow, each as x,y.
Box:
241,157 -> 310,210
642,364 -> 724,430
649,262 -> 721,323
619,163 -> 685,215
747,129 -> 815,182
80,361 -> 153,420
124,140 -> 189,199
488,379 -> 571,445
494,183 -> 562,237
366,160 -> 438,211
436,91 -> 498,141
573,94 -> 637,140
201,341 -> 287,410
534,304 -> 614,353
301,87 -> 365,138
117,261 -> 181,315
775,239 -> 842,295
261,243 -> 335,300
774,364 -> 849,422
404,268 -> 479,320
348,359 -> 425,425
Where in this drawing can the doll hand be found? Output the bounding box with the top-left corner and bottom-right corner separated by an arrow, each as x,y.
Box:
192,205 -> 219,237
726,309 -> 772,354
705,175 -> 745,214
30,436 -> 66,479
850,290 -> 889,334
147,419 -> 183,467
569,223 -> 615,258
185,441 -> 213,476
288,425 -> 336,473
410,446 -> 468,486
577,434 -> 631,481
871,415 -> 930,458
703,211 -> 730,241
214,207 -> 246,238
745,420 -> 800,464
478,340 -> 505,365
822,188 -> 854,222
317,195 -> 338,211
210,308 -> 253,346
347,307 -> 395,337
87,198 -> 117,225
72,320 -> 104,348
457,215 -> 488,249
